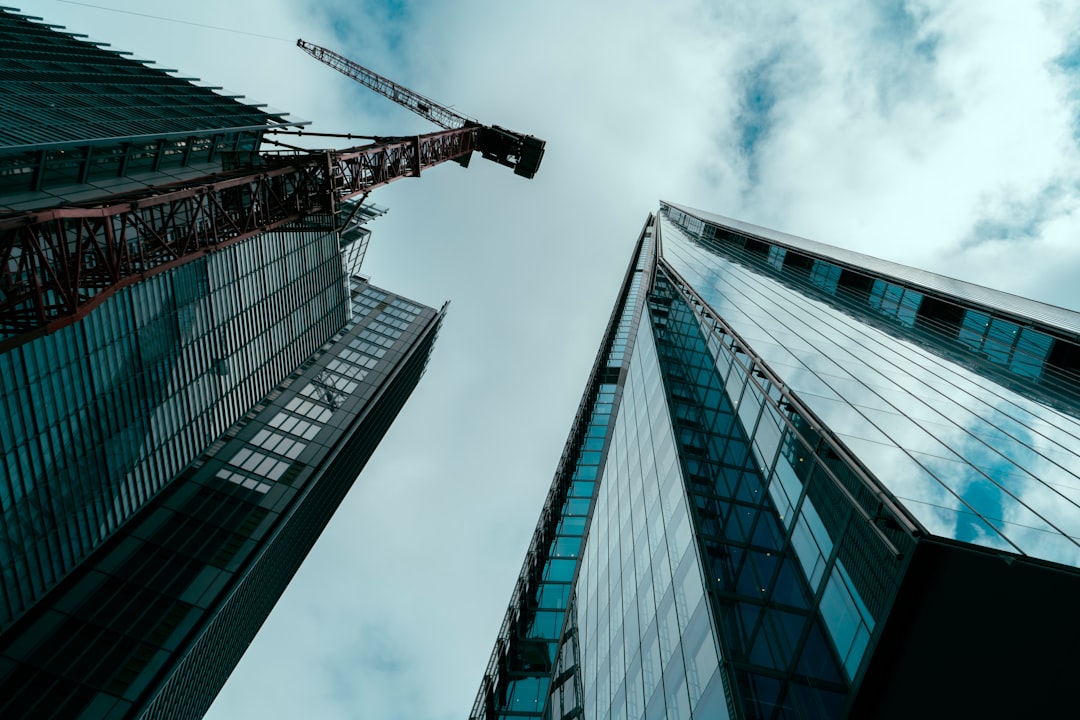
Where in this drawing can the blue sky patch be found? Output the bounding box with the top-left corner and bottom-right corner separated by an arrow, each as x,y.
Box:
735,56 -> 781,186
963,182 -> 1064,249
1053,41 -> 1080,141
738,63 -> 776,159
872,0 -> 938,63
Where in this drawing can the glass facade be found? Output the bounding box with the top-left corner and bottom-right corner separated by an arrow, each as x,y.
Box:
471,221 -> 658,719
474,202 -> 1080,719
0,11 -> 444,719
572,316 -> 727,720
660,205 -> 1080,567
0,278 -> 443,720
0,224 -> 348,628
339,199 -> 388,284
645,267 -> 906,718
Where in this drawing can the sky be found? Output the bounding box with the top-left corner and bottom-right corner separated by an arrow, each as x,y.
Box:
14,0 -> 1080,718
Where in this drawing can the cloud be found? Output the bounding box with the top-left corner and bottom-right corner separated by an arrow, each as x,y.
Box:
11,0 -> 1080,718
961,181 -> 1067,248
735,56 -> 780,179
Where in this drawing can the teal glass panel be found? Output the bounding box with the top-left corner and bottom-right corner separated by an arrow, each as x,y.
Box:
661,210 -> 1080,569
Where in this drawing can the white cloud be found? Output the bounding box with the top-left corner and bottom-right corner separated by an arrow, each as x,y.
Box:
11,0 -> 1080,717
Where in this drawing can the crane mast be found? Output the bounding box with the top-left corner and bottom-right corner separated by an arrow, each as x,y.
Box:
297,39 -> 545,179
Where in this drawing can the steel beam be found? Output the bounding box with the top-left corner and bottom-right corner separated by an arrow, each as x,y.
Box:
0,127 -> 478,346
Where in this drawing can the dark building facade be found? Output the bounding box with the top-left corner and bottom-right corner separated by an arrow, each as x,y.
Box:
0,278 -> 443,719
0,9 -> 443,718
471,202 -> 1080,719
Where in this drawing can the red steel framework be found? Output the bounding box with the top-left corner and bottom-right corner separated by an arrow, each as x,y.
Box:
0,127 -> 477,348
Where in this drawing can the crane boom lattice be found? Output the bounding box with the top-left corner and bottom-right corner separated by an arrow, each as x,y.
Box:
0,129 -> 478,346
298,39 -> 545,179
297,40 -> 469,130
0,40 -> 546,347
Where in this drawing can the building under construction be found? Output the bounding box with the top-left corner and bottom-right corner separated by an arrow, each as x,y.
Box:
0,7 -> 539,718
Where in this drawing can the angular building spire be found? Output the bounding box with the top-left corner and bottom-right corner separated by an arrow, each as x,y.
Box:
474,201 -> 1080,718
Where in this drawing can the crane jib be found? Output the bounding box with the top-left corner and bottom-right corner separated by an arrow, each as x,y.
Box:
297,39 -> 545,179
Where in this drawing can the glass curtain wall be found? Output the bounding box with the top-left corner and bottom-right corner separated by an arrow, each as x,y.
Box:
659,207 -> 1080,570
0,226 -> 347,627
568,310 -> 727,720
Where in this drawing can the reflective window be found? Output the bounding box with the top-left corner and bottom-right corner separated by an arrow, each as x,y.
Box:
0,227 -> 352,625
660,210 -> 1080,570
574,318 -> 721,719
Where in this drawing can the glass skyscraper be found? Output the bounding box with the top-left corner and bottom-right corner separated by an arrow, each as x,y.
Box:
472,201 -> 1080,719
0,9 -> 442,718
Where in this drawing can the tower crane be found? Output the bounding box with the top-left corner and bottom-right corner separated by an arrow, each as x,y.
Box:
0,42 -> 545,345
296,40 -> 544,179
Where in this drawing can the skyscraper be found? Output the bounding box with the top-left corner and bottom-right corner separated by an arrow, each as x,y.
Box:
0,9 -> 442,718
471,201 -> 1080,719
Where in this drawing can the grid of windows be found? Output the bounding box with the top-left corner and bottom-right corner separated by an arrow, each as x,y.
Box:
575,319 -> 727,720
0,10 -> 284,144
479,204 -> 1080,720
215,280 -> 418,499
0,279 -> 442,720
662,212 -> 1080,568
352,287 -> 388,313
648,268 -> 910,717
663,203 -> 1080,335
664,204 -> 1080,407
0,9 -> 294,212
0,227 -> 347,627
473,226 -> 658,720
268,412 -> 321,441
